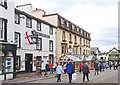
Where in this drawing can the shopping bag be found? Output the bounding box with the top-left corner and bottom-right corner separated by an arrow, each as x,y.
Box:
72,73 -> 77,80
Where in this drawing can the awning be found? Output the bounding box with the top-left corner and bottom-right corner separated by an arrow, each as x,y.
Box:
0,51 -> 4,56
85,56 -> 93,61
60,55 -> 82,62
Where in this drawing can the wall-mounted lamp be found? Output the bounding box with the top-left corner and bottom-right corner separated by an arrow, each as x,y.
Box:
19,15 -> 25,19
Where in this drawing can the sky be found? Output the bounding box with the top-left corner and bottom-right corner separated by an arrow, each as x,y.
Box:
14,0 -> 119,52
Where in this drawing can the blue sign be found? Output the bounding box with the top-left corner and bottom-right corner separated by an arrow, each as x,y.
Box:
7,58 -> 11,61
7,66 -> 11,69
7,62 -> 11,65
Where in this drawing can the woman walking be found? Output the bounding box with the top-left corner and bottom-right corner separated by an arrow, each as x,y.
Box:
82,62 -> 90,82
56,63 -> 63,82
79,63 -> 82,73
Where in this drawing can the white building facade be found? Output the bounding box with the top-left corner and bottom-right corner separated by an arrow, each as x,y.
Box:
0,0 -> 17,81
0,2 -> 56,80
15,4 -> 56,72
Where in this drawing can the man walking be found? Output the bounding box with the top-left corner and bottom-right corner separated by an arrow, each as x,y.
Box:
94,62 -> 99,75
66,59 -> 74,83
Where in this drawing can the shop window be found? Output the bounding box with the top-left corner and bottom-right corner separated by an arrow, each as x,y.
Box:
3,52 -> 14,73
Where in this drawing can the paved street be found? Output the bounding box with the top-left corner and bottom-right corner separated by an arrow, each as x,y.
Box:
26,69 -> 118,83
2,68 -> 119,84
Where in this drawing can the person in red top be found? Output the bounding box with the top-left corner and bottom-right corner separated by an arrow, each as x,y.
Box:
79,63 -> 82,73
49,63 -> 53,74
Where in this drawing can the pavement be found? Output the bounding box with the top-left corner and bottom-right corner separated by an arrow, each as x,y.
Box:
1,67 -> 119,84
2,72 -> 67,83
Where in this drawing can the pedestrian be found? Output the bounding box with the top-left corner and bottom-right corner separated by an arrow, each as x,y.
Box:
113,63 -> 116,70
102,63 -> 105,72
115,63 -> 118,69
63,63 -> 67,74
49,63 -> 53,74
44,63 -> 49,77
56,63 -> 63,82
66,59 -> 75,83
79,63 -> 82,73
94,62 -> 99,75
109,64 -> 112,70
82,62 -> 90,82
99,63 -> 102,72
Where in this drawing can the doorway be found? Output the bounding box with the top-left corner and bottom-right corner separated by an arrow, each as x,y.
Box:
25,54 -> 33,72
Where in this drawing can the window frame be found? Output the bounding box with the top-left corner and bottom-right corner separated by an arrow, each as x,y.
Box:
73,46 -> 78,55
14,32 -> 21,48
15,13 -> 20,24
0,18 -> 7,41
36,38 -> 42,50
37,21 -> 41,31
69,34 -> 72,42
15,56 -> 21,71
80,38 -> 82,44
49,26 -> 53,35
26,17 -> 32,28
61,44 -> 67,54
74,35 -> 77,43
62,31 -> 65,41
0,0 -> 7,9
49,40 -> 53,51
0,18 -> 4,40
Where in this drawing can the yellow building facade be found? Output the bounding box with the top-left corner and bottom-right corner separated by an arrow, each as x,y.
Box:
43,14 -> 91,62
33,9 -> 91,62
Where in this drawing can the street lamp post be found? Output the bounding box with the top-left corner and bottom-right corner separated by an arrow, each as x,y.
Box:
82,51 -> 86,64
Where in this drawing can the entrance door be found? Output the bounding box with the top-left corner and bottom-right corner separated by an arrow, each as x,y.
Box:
25,54 -> 33,72
49,54 -> 54,64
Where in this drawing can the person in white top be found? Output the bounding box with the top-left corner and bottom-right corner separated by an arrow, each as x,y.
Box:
56,63 -> 63,82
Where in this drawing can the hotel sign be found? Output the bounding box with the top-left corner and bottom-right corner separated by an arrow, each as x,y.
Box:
32,30 -> 50,38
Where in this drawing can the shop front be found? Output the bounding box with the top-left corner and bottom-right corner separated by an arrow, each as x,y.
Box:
108,54 -> 120,64
0,43 -> 17,80
59,54 -> 82,71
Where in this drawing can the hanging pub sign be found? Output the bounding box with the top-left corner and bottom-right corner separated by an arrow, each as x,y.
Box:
25,31 -> 38,44
25,30 -> 50,44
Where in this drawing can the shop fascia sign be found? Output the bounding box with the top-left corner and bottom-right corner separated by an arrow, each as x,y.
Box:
30,30 -> 50,44
31,30 -> 50,38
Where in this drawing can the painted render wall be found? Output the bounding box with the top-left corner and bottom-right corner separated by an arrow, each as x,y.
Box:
0,1 -> 16,81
